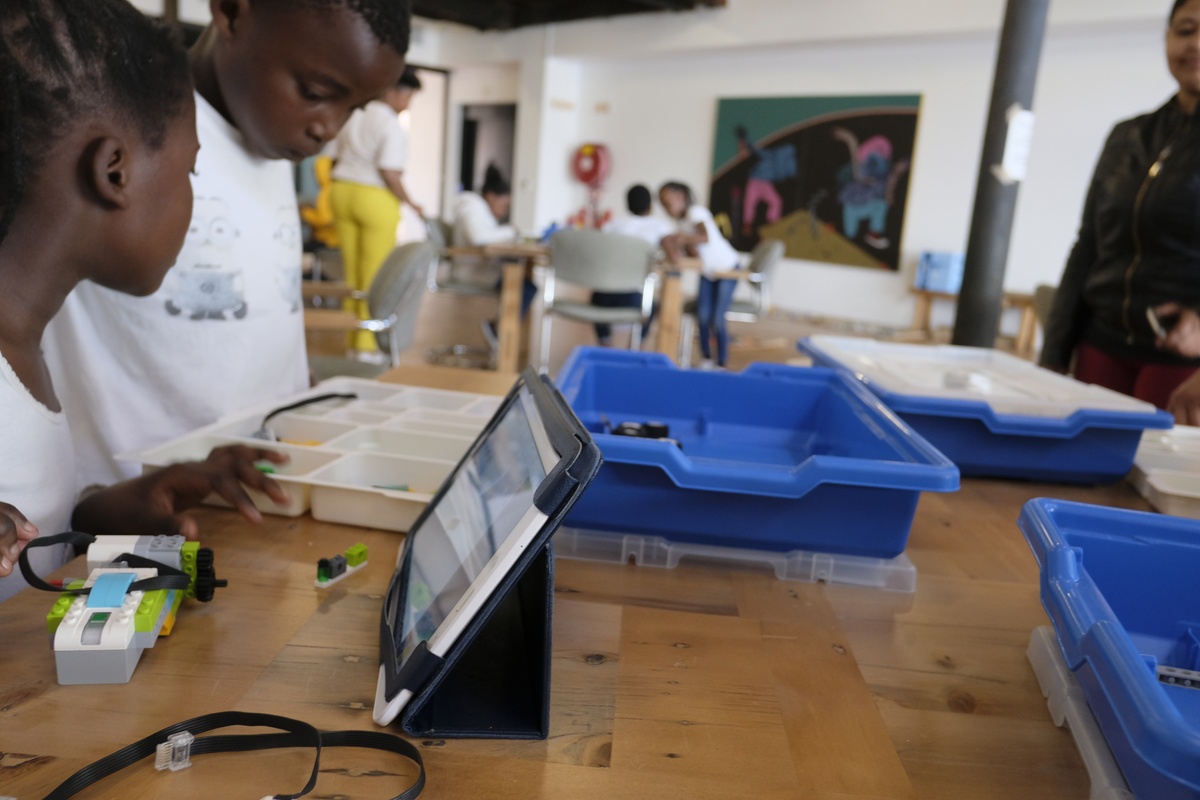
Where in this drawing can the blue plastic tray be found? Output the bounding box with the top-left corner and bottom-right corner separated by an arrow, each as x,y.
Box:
1020,498 -> 1200,799
554,348 -> 959,558
800,336 -> 1173,483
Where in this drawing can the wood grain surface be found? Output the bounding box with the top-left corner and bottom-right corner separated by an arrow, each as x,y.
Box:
0,370 -> 1148,799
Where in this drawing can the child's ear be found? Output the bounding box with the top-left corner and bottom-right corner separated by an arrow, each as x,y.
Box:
87,137 -> 132,210
211,0 -> 251,38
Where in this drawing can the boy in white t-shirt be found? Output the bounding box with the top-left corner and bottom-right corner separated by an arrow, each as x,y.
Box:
594,184 -> 675,345
45,0 -> 411,489
659,181 -> 742,368
0,0 -> 289,601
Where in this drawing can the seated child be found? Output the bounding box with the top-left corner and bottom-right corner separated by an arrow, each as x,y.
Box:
659,181 -> 742,368
44,0 -> 411,489
594,184 -> 676,345
0,0 -> 289,600
453,164 -> 536,347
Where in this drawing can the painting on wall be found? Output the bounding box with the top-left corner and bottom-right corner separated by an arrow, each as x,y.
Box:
709,94 -> 921,272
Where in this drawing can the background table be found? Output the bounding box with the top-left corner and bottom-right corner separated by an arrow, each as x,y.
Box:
0,367 -> 1147,798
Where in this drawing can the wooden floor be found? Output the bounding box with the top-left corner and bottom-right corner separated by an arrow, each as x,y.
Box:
307,277 -> 1033,381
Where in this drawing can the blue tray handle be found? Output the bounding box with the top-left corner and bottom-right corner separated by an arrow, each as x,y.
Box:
1019,498 -> 1200,789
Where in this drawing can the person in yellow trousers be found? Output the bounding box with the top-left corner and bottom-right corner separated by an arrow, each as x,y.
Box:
328,67 -> 424,353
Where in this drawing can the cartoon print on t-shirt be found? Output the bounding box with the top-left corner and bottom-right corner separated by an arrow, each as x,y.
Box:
164,197 -> 248,320
272,206 -> 302,314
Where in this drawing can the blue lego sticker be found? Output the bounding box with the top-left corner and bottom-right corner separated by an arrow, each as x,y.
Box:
86,572 -> 137,608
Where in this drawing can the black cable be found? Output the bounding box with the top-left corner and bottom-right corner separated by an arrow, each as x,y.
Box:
19,532 -> 192,596
40,714 -> 427,800
42,711 -> 323,800
258,392 -> 359,436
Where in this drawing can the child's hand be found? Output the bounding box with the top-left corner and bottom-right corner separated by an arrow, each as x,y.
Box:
0,502 -> 39,577
72,446 -> 291,539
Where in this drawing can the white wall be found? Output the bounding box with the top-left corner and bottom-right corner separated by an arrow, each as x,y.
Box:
573,19 -> 1173,326
420,0 -> 1177,327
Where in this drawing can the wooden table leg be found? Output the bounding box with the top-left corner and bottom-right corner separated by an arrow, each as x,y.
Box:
497,260 -> 524,373
911,290 -> 933,336
656,269 -> 683,363
1015,305 -> 1038,358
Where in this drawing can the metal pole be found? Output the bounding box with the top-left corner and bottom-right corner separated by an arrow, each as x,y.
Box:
951,0 -> 1050,348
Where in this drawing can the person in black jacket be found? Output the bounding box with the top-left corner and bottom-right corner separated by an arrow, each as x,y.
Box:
1042,0 -> 1200,423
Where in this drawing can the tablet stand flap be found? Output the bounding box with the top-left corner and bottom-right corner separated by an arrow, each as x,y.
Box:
400,541 -> 554,740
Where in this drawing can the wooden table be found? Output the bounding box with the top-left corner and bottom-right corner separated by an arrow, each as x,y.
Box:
1,368 -> 1148,798
484,243 -> 550,375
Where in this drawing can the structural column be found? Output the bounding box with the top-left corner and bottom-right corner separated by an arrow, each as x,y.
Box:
952,0 -> 1050,348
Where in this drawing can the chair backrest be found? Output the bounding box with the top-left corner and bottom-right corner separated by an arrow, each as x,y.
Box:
549,228 -> 656,292
368,241 -> 436,355
1033,284 -> 1057,328
425,218 -> 452,250
747,238 -> 785,279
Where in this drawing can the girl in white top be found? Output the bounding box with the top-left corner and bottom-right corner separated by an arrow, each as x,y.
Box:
451,165 -> 534,336
659,181 -> 741,367
452,164 -> 518,247
0,0 -> 289,601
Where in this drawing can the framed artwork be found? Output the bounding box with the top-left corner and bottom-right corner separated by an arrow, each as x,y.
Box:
709,94 -> 921,271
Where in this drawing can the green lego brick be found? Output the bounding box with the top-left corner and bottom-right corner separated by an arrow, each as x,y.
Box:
46,594 -> 75,635
344,543 -> 368,568
180,541 -> 198,599
135,589 -> 172,634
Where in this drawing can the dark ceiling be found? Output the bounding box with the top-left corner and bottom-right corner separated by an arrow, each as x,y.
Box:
413,0 -> 727,31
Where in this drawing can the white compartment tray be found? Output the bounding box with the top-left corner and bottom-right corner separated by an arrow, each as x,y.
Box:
1131,426 -> 1200,519
120,377 -> 497,531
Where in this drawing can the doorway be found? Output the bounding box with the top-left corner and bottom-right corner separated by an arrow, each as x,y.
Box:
459,104 -> 518,194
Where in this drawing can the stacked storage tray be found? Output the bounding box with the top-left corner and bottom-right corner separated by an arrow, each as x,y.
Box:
800,336 -> 1173,483
1131,427 -> 1200,519
1020,499 -> 1200,799
554,347 -> 959,559
123,377 -> 502,532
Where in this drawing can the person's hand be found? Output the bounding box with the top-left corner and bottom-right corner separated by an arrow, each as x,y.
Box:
0,502 -> 38,577
72,445 -> 291,539
410,203 -> 426,221
660,233 -> 685,265
1168,370 -> 1200,426
1154,303 -> 1200,358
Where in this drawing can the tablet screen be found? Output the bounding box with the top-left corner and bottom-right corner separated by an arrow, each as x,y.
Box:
395,394 -> 548,664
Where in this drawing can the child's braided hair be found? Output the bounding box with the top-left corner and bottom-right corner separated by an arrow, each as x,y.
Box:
0,0 -> 192,245
259,0 -> 413,55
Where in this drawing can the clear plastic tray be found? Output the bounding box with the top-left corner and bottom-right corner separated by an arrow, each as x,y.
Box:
802,336 -> 1161,418
554,527 -> 917,592
1131,426 -> 1200,519
1027,627 -> 1135,800
800,336 -> 1173,483
120,377 -> 495,530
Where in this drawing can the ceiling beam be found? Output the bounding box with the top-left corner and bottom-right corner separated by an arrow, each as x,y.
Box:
413,0 -> 514,30
415,0 -> 726,31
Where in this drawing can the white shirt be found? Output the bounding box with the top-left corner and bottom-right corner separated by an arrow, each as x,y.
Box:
452,192 -> 516,247
682,205 -> 740,278
0,353 -> 75,602
327,100 -> 408,189
603,214 -> 674,247
45,91 -> 309,488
